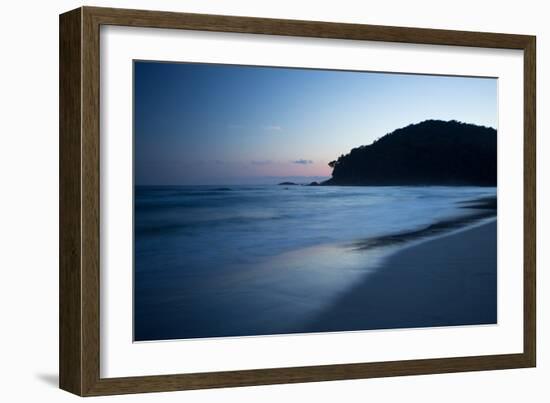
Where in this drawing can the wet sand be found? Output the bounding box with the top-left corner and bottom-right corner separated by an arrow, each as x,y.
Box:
303,220 -> 497,333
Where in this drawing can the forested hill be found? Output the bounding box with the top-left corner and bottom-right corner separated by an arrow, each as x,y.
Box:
323,120 -> 497,186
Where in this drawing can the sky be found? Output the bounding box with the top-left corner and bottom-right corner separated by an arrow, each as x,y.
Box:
134,61 -> 497,185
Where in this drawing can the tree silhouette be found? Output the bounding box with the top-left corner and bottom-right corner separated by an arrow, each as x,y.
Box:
323,120 -> 496,186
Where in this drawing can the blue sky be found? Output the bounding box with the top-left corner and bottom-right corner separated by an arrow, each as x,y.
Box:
134,61 -> 497,185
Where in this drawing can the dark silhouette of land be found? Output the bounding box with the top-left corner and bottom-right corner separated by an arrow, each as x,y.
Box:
323,120 -> 496,186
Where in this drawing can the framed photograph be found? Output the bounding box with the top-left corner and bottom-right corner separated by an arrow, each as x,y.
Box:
59,6 -> 536,396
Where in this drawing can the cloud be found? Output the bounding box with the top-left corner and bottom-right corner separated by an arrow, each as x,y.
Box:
263,125 -> 282,131
292,159 -> 314,165
229,124 -> 282,131
250,160 -> 272,165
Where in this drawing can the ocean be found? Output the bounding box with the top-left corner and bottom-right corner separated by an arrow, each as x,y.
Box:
134,185 -> 497,341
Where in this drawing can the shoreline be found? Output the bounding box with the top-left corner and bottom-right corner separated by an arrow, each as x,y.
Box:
135,190 -> 497,341
302,219 -> 497,333
350,196 -> 496,251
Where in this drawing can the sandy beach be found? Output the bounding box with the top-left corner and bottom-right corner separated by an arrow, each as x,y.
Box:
303,219 -> 497,333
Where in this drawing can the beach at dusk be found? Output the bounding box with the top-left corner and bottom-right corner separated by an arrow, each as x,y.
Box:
133,60 -> 497,341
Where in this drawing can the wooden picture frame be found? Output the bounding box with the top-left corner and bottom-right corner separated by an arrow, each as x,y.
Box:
59,6 -> 536,396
